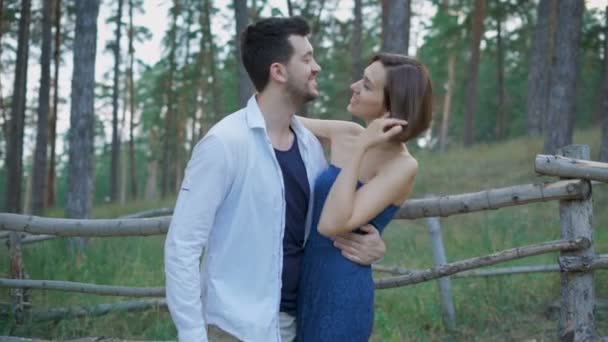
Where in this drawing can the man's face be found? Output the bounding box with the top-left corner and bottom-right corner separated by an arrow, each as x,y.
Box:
284,35 -> 321,104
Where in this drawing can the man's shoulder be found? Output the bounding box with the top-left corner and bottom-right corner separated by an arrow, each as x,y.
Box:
206,109 -> 250,145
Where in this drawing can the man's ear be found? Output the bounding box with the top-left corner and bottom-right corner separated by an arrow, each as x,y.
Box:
269,62 -> 288,84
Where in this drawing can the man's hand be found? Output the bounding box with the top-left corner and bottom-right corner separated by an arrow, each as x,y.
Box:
332,224 -> 386,265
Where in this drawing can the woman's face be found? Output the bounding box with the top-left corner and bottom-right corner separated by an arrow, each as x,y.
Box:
347,61 -> 387,122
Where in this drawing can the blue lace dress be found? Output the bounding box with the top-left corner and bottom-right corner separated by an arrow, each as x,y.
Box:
297,164 -> 400,342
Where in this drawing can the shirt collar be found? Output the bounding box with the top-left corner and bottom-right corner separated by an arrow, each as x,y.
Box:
245,94 -> 311,150
245,95 -> 266,130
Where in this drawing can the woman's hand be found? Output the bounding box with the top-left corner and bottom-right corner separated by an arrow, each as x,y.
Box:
358,118 -> 408,149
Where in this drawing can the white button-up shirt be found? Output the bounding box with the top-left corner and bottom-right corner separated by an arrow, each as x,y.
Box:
164,96 -> 327,342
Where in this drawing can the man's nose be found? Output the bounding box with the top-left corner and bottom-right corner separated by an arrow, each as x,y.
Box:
312,60 -> 321,73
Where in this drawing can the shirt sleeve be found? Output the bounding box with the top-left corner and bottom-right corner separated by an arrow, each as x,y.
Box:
164,134 -> 232,342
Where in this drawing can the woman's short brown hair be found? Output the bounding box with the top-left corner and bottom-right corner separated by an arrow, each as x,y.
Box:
371,53 -> 433,142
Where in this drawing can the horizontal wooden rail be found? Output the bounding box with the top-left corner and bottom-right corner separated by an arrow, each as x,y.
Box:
0,299 -> 168,323
374,238 -> 589,289
1,208 -> 175,242
374,264 -> 558,276
0,279 -> 164,297
373,254 -> 608,277
0,215 -> 172,237
0,179 -> 592,237
117,207 -> 174,219
535,154 -> 608,182
395,179 -> 590,219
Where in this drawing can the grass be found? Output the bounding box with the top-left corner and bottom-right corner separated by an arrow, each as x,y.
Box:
1,129 -> 607,341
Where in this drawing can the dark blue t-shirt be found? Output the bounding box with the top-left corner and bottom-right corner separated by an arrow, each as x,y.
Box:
274,130 -> 310,315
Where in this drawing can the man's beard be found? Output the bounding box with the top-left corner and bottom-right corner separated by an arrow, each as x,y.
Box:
285,79 -> 317,107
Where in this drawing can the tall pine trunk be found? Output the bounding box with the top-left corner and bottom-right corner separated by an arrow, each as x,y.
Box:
47,0 -> 62,208
0,0 -> 7,144
495,8 -> 505,140
203,0 -> 222,121
600,7 -> 608,162
110,0 -> 124,202
234,0 -> 253,107
351,0 -> 362,123
5,0 -> 31,214
66,0 -> 100,254
381,0 -> 410,55
7,0 -> 33,322
543,0 -> 583,154
128,0 -> 137,199
32,0 -> 54,215
175,4 -> 194,192
526,0 -> 555,136
6,0 -> 32,323
161,0 -> 179,198
463,0 -> 485,147
440,54 -> 455,151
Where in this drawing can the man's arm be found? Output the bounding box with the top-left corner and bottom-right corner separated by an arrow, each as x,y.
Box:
164,135 -> 232,342
332,224 -> 386,265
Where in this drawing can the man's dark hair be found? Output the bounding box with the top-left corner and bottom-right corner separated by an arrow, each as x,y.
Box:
240,16 -> 311,92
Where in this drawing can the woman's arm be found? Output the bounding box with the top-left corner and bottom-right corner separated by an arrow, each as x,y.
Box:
317,118 -> 416,237
295,116 -> 363,146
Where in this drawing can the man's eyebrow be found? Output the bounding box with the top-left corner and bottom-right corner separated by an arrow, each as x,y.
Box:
302,50 -> 313,57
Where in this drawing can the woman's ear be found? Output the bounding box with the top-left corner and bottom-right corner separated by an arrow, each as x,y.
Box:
269,63 -> 288,84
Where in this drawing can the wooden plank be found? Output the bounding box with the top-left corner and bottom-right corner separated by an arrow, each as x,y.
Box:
535,154 -> 608,182
374,238 -> 589,289
0,279 -> 164,297
395,179 -> 590,220
557,145 -> 596,341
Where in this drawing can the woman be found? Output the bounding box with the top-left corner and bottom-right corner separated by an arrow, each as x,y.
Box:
296,53 -> 433,341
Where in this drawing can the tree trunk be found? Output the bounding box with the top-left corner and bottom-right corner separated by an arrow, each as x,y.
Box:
351,0 -> 362,123
286,0 -> 293,17
543,0 -> 584,154
47,0 -> 62,208
196,1 -> 209,146
600,7 -> 608,162
440,54 -> 455,151
145,159 -> 158,200
5,0 -> 31,214
381,0 -> 410,55
66,0 -> 101,254
463,0 -> 485,147
6,0 -> 32,324
204,0 -> 222,119
495,8 -> 505,140
32,0 -> 54,215
110,0 -> 124,202
175,4 -> 194,193
234,0 -> 253,107
128,0 -> 137,199
0,0 -> 6,144
119,79 -> 128,204
526,0 -> 555,136
161,0 -> 179,198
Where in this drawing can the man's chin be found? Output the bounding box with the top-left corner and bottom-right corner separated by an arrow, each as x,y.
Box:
303,91 -> 319,103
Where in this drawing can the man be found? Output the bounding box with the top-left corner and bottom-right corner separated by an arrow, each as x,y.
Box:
164,16 -> 386,342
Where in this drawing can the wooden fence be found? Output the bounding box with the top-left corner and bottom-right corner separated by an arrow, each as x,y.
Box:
1,144 -> 607,341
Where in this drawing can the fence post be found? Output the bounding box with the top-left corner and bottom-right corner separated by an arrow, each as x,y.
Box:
427,216 -> 456,330
557,144 -> 595,341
